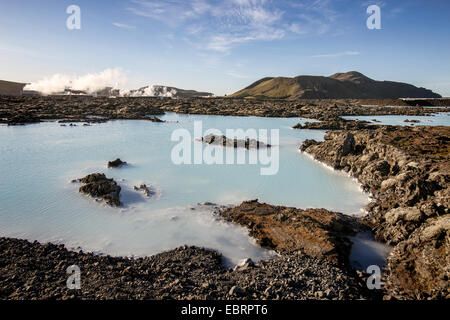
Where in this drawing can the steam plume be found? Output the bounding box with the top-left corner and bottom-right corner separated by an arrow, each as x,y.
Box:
24,68 -> 127,94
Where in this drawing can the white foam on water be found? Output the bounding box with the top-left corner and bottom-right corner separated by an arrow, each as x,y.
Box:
343,113 -> 450,126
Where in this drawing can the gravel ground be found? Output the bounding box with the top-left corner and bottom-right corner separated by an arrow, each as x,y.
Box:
0,237 -> 376,300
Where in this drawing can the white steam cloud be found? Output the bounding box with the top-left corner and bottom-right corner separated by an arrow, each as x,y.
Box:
120,85 -> 178,98
25,68 -> 127,95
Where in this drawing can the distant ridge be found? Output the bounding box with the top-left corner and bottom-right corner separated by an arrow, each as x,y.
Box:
231,71 -> 441,99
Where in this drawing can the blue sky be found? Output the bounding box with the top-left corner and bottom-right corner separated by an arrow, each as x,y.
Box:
0,0 -> 449,96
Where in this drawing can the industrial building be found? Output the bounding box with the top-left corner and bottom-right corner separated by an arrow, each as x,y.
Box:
0,80 -> 27,96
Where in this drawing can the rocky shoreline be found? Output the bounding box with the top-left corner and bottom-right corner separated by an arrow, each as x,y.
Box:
1,95 -> 449,125
0,237 -> 373,300
293,117 -> 373,130
300,126 -> 449,299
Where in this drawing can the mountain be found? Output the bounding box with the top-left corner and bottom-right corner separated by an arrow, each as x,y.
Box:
122,85 -> 214,98
230,71 -> 441,99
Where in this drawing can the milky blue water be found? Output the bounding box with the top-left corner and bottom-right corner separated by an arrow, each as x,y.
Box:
344,112 -> 450,126
0,113 -> 373,266
361,105 -> 450,109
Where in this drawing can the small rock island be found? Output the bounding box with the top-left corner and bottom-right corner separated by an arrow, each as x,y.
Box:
75,173 -> 122,207
201,134 -> 271,149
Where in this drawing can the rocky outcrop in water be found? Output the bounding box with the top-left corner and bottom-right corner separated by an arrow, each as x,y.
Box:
300,126 -> 450,299
76,173 -> 122,207
0,237 -> 373,300
201,135 -> 270,149
148,116 -> 165,123
107,159 -> 127,168
133,184 -> 153,197
293,117 -> 372,131
218,200 -> 362,265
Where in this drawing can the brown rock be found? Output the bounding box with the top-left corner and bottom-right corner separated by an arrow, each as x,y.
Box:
386,215 -> 450,299
77,173 -> 122,207
301,125 -> 450,299
219,200 -> 360,265
107,158 -> 127,168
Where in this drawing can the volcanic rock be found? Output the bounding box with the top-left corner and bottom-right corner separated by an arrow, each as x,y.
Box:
133,184 -> 153,197
77,173 -> 122,207
201,135 -> 270,149
218,200 -> 362,265
300,126 -> 450,299
0,237 -> 373,300
107,159 -> 127,168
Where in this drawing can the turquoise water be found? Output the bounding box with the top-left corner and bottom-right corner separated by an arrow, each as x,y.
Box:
344,112 -> 450,126
0,113 -> 372,265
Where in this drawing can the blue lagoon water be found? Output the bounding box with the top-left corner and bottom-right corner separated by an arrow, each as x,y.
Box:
0,113 -> 373,265
344,112 -> 450,126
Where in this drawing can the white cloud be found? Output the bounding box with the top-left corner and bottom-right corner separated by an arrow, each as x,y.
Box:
127,0 -> 344,53
127,0 -> 204,27
127,0 -> 284,52
312,51 -> 360,58
288,0 -> 342,36
226,71 -> 250,79
207,28 -> 284,53
113,22 -> 136,29
289,23 -> 308,35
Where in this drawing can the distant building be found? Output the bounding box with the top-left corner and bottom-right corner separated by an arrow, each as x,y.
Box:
0,80 -> 27,96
